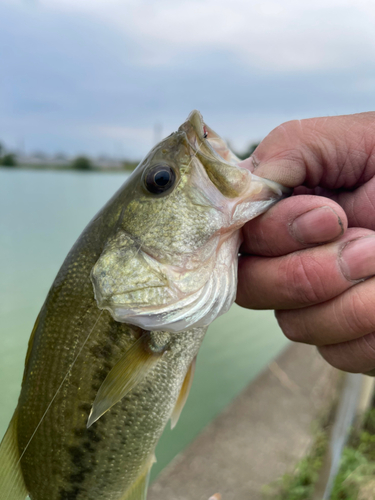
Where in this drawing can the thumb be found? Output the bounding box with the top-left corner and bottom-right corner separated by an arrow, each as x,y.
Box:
239,112 -> 375,189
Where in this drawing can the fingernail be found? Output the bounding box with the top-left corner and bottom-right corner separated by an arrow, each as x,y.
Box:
340,236 -> 375,281
291,206 -> 344,244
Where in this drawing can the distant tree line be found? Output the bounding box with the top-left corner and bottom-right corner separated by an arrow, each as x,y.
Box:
0,143 -> 17,167
70,156 -> 138,171
71,156 -> 93,170
0,138 -> 259,171
0,144 -> 139,172
233,142 -> 260,160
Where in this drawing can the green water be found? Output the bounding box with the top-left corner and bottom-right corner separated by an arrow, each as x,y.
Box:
0,168 -> 288,480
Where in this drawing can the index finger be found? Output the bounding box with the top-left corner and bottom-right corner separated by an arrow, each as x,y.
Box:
241,112 -> 375,189
241,194 -> 347,257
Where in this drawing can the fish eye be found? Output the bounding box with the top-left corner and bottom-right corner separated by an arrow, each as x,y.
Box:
144,165 -> 177,195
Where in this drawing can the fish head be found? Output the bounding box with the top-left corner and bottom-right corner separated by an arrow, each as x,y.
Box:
91,110 -> 289,332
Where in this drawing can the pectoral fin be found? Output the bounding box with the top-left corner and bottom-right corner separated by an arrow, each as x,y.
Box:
118,454 -> 156,500
87,334 -> 163,428
171,356 -> 196,429
0,410 -> 28,500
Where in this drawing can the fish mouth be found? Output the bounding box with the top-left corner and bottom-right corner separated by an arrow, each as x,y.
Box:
179,111 -> 256,199
180,110 -> 290,202
180,110 -> 239,165
186,110 -> 206,141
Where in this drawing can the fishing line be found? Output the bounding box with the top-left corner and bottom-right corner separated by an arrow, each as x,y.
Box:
5,310 -> 104,500
6,125 -> 205,498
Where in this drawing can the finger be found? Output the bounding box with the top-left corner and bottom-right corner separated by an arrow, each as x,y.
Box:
324,177 -> 375,232
240,112 -> 375,189
241,194 -> 347,257
286,179 -> 375,232
318,334 -> 375,373
236,229 -> 375,310
276,272 -> 375,346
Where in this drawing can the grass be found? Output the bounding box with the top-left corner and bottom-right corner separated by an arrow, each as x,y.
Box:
330,408 -> 375,500
269,431 -> 328,500
265,407 -> 375,500
263,412 -> 332,500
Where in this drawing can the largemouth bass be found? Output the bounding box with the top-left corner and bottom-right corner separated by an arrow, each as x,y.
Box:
0,111 -> 288,500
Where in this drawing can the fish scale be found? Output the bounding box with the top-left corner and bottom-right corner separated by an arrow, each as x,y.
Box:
19,303 -> 206,500
0,110 -> 288,500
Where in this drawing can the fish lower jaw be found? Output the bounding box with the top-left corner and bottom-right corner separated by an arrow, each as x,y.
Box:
99,285 -> 208,332
104,280 -> 233,333
95,284 -> 177,310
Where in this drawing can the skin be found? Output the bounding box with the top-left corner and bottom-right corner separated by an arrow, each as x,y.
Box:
11,122 -> 215,500
15,170 -> 207,500
236,112 -> 375,374
2,111 -> 285,500
4,124 -> 210,500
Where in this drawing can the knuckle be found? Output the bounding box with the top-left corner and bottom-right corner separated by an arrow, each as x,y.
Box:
261,121 -> 306,161
318,344 -> 358,372
364,141 -> 375,174
319,333 -> 375,373
340,289 -> 375,336
279,254 -> 328,306
360,333 -> 375,360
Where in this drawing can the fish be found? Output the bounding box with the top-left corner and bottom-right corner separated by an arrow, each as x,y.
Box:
0,110 -> 288,500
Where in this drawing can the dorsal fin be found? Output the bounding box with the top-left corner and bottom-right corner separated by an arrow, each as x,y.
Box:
87,334 -> 163,428
0,410 -> 29,500
171,356 -> 196,429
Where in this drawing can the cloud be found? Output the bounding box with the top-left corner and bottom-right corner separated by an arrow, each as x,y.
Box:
37,0 -> 375,71
1,0 -> 375,156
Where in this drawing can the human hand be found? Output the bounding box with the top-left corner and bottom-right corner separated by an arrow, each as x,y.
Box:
237,112 -> 375,374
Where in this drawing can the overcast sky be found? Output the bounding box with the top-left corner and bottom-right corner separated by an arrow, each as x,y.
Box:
1,0 -> 375,158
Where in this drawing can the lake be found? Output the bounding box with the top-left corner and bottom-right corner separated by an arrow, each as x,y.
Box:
0,168 -> 288,480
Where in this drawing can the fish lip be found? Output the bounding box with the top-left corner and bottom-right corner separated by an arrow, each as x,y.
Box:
186,109 -> 205,138
179,110 -> 227,163
178,110 -> 207,149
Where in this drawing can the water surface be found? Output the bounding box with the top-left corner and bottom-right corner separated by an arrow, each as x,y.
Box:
0,168 -> 288,479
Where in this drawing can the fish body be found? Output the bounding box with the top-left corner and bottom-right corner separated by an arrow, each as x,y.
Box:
0,111 -> 288,500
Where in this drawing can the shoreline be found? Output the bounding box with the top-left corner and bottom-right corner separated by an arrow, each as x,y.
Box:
149,343 -> 341,500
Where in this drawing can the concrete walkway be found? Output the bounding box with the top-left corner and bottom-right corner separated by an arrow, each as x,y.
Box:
149,343 -> 340,500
